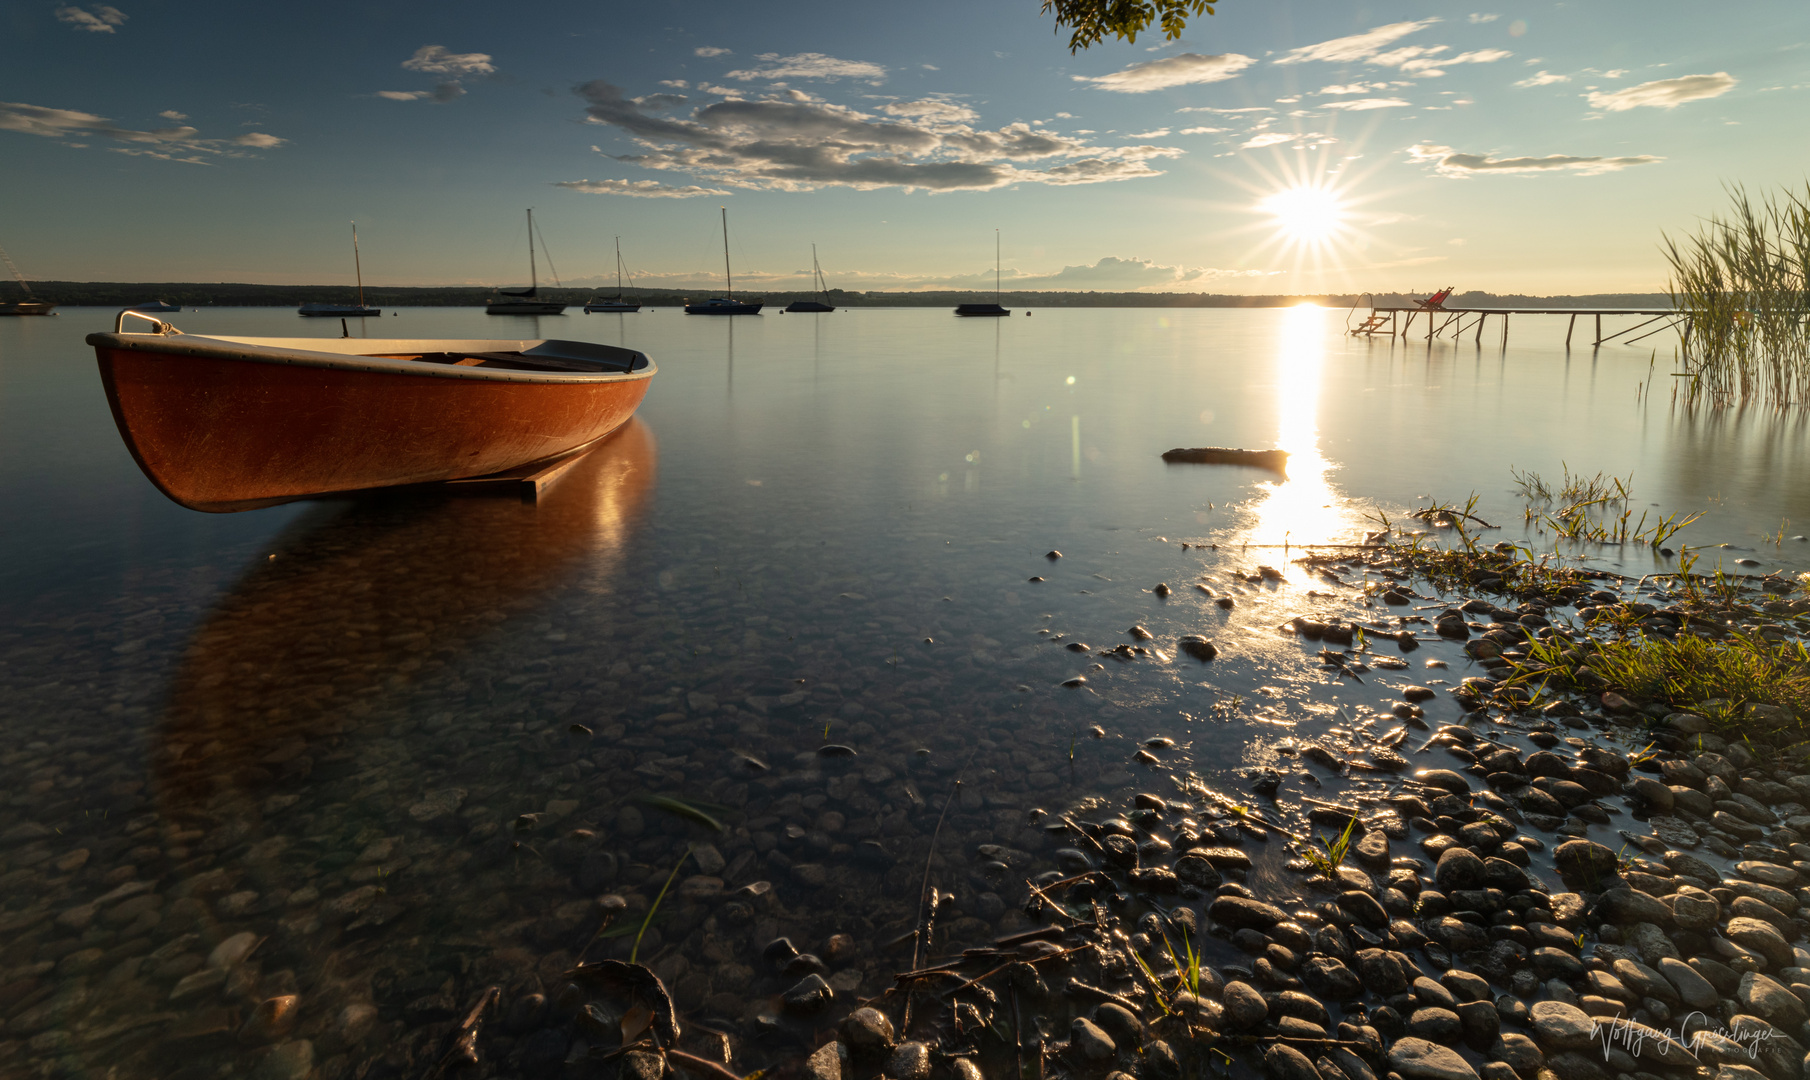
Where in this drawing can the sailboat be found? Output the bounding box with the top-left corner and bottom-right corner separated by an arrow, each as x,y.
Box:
584,237 -> 641,313
784,244 -> 836,313
684,208 -> 762,315
299,222 -> 381,317
0,241 -> 56,316
955,230 -> 1011,317
487,209 -> 566,315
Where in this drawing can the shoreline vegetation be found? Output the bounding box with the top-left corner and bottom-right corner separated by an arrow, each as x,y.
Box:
1,283 -> 1674,311
1666,183 -> 1810,407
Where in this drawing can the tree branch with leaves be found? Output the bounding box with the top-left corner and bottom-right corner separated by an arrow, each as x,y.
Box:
1041,0 -> 1220,53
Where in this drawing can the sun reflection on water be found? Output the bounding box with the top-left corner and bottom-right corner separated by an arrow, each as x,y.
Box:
1242,305 -> 1362,566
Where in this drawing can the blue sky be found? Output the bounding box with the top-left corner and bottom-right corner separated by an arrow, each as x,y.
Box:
1,0 -> 1804,294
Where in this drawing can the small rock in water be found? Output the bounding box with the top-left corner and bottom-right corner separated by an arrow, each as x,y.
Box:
1046,550 -> 1063,560
1178,635 -> 1218,661
1216,596 -> 1235,609
818,744 -> 858,757
1066,642 -> 1090,652
1153,583 -> 1172,597
782,974 -> 835,1015
1128,625 -> 1154,641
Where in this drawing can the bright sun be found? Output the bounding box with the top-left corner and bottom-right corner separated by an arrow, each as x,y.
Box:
1260,185 -> 1346,244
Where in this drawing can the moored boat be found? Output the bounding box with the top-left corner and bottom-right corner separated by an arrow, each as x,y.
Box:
488,209 -> 566,315
130,300 -> 181,313
584,236 -> 642,313
955,230 -> 1012,317
783,243 -> 836,312
299,302 -> 381,317
0,240 -> 56,316
87,310 -> 655,512
299,222 -> 382,317
685,297 -> 763,315
685,207 -> 762,315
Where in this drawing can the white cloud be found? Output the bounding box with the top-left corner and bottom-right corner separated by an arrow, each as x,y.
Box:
1316,82 -> 1391,95
1241,132 -> 1295,149
1074,52 -> 1256,92
158,109 -> 186,120
879,99 -> 979,125
1274,19 -> 1440,65
384,45 -> 493,103
1407,142 -> 1662,176
377,83 -> 466,103
555,178 -> 730,198
1375,46 -> 1511,76
575,80 -> 1181,192
0,99 -> 283,162
659,80 -> 689,89
1515,70 -> 1570,87
1602,69 -> 1628,79
725,52 -> 886,83
1321,97 -> 1411,111
1176,106 -> 1269,114
1127,128 -> 1171,138
1587,72 -> 1736,111
694,46 -> 731,57
55,4 -> 125,32
1469,13 -> 1499,22
1178,126 -> 1225,134
401,45 -> 494,77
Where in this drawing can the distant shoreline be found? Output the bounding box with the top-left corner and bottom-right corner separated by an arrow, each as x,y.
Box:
7,282 -> 1673,310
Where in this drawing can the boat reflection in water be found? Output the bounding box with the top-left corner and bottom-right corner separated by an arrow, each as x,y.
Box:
154,418 -> 655,820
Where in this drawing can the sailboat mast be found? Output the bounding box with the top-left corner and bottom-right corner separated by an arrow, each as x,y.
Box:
995,229 -> 1000,302
615,236 -> 624,295
351,221 -> 364,309
812,243 -> 824,301
721,206 -> 733,300
0,242 -> 36,299
527,209 -> 537,291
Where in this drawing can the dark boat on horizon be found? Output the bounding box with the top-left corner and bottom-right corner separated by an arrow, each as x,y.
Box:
784,243 -> 836,312
585,236 -> 642,313
956,229 -> 1011,317
0,241 -> 56,316
299,222 -> 382,317
131,300 -> 181,313
685,207 -> 763,316
488,209 -> 566,315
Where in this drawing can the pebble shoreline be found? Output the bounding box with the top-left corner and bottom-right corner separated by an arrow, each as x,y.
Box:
3,480 -> 1810,1080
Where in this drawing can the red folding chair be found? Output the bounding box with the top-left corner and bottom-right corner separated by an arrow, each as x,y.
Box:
1415,287 -> 1455,311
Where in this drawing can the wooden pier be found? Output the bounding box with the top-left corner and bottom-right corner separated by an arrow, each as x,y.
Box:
1350,306 -> 1690,347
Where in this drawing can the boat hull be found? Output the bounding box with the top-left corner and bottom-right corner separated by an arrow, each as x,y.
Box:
487,301 -> 566,315
0,301 -> 57,316
90,334 -> 655,512
299,305 -> 381,317
784,301 -> 835,313
955,303 -> 1010,317
585,302 -> 641,313
131,302 -> 181,313
685,299 -> 763,315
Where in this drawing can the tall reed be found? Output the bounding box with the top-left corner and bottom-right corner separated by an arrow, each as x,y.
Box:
1663,183 -> 1810,405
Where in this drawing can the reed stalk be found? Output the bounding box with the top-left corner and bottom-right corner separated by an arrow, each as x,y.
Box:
1664,183 -> 1810,405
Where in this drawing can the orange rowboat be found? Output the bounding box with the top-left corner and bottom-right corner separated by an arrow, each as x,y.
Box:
87,311 -> 656,513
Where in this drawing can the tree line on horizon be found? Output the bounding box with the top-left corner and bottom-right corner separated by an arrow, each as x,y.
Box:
4,281 -> 1674,310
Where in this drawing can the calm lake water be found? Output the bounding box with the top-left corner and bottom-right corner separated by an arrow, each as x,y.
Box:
0,304 -> 1806,1078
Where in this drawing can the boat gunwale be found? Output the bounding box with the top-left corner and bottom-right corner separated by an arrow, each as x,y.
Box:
85,332 -> 656,384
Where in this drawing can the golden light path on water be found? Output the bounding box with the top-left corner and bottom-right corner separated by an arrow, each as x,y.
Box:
1240,304 -> 1365,583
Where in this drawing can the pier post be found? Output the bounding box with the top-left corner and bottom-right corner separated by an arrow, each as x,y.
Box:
1595,313 -> 1602,345
1566,314 -> 1576,348
1475,313 -> 1486,345
1501,313 -> 1509,347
